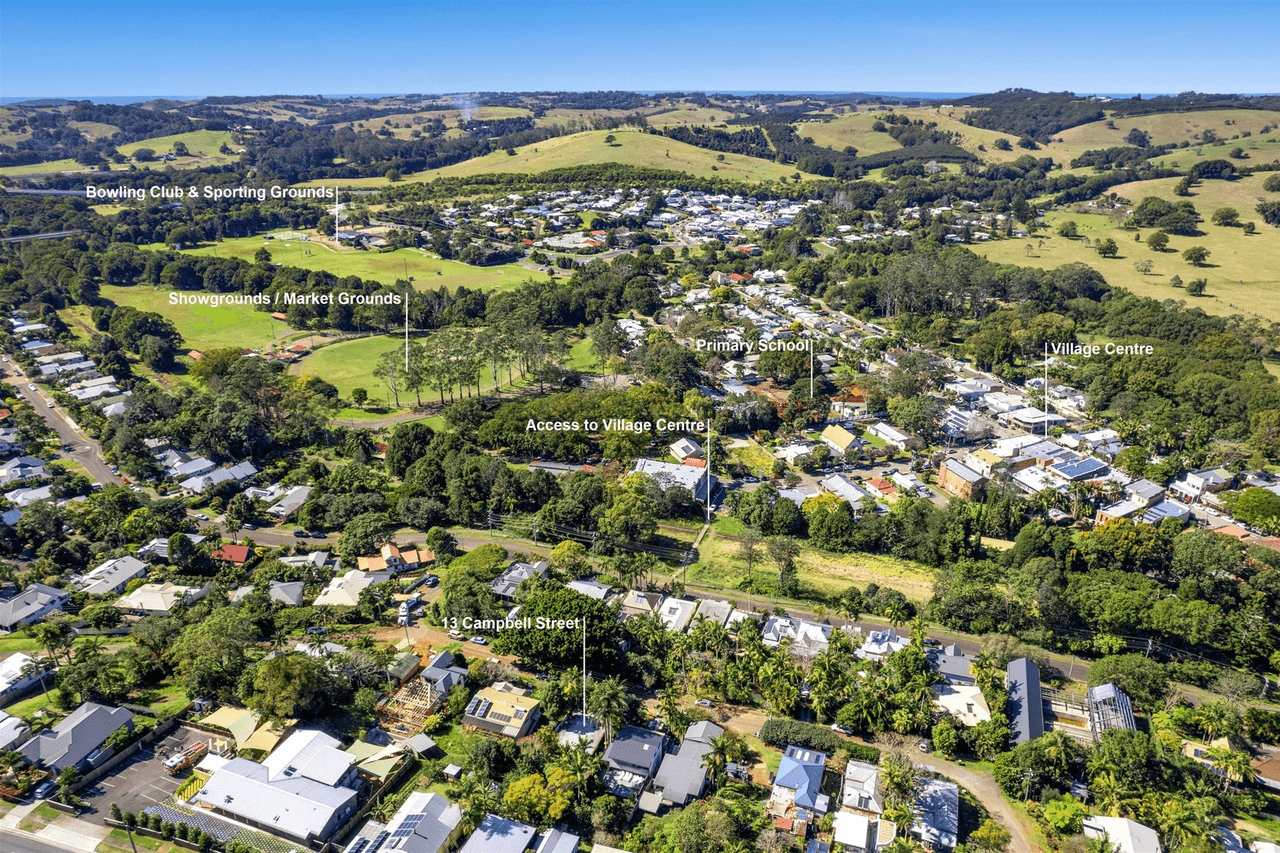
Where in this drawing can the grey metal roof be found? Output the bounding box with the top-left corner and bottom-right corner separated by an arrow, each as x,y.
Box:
1005,658 -> 1044,745
457,814 -> 535,853
372,791 -> 460,853
604,726 -> 667,776
19,702 -> 133,772
652,722 -> 723,806
0,583 -> 66,629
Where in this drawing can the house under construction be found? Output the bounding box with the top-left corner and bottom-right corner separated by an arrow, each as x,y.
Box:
379,649 -> 469,735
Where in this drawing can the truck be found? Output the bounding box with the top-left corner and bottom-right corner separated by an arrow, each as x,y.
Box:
163,741 -> 208,775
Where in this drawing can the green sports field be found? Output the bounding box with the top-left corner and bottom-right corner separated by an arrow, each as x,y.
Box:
90,284 -> 288,351
169,233 -> 533,292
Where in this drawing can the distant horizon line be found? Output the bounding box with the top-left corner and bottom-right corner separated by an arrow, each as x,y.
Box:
8,90 -> 1279,106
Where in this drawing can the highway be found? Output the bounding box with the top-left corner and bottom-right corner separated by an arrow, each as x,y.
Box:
0,231 -> 81,244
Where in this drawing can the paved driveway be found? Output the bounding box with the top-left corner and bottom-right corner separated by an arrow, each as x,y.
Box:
77,726 -> 197,817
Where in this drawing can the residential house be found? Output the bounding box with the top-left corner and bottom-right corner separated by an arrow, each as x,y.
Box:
631,459 -> 718,503
268,485 -> 313,520
137,533 -> 205,562
210,544 -> 252,567
618,590 -> 666,619
567,578 -> 612,601
932,684 -> 991,726
1083,816 -> 1162,853
385,652 -> 421,686
691,599 -> 733,629
490,561 -> 548,600
420,651 -> 469,706
649,720 -> 725,809
457,815 -> 536,853
937,460 -> 987,500
344,791 -> 462,853
926,645 -> 977,686
821,425 -> 861,456
657,598 -> 698,633
313,570 -> 391,607
0,456 -> 46,486
230,580 -> 306,607
821,474 -> 876,511
1088,683 -> 1136,740
867,423 -> 917,451
840,759 -> 884,816
1006,658 -> 1045,745
76,556 -> 148,596
769,745 -> 830,829
603,726 -> 668,796
1170,468 -> 1233,503
20,702 -> 134,774
357,543 -> 434,574
191,729 -> 360,845
762,615 -> 832,657
462,682 -> 541,739
0,710 -> 28,751
116,582 -> 208,616
911,779 -> 959,851
858,629 -> 909,662
0,583 -> 68,632
0,652 -> 45,703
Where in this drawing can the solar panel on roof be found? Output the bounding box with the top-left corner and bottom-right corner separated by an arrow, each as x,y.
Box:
348,840 -> 369,853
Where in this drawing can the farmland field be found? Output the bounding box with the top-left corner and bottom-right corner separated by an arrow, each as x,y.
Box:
294,129 -> 813,189
979,173 -> 1280,324
796,112 -> 907,157
166,232 -> 534,291
115,129 -> 237,160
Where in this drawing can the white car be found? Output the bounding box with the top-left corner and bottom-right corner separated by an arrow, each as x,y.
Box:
46,401 -> 53,408
27,384 -> 35,390
194,512 -> 209,521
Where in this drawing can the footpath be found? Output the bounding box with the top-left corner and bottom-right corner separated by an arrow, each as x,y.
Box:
0,802 -> 113,852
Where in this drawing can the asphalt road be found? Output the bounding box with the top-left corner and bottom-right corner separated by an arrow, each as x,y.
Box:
13,371 -> 121,486
0,828 -> 86,853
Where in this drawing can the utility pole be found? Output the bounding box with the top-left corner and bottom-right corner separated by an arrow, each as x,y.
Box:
582,616 -> 587,720
809,335 -> 814,397
404,293 -> 410,372
1043,342 -> 1049,437
705,414 -> 712,522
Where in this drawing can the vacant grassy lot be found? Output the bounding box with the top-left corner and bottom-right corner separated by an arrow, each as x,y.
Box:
646,106 -> 742,127
170,233 -> 532,292
685,528 -> 936,603
979,175 -> 1280,323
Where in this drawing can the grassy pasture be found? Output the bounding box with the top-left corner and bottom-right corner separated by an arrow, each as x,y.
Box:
978,173 -> 1280,324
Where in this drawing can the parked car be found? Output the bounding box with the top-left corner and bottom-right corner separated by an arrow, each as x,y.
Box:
309,530 -> 326,538
32,781 -> 54,800
831,724 -> 853,735
293,529 -> 308,538
242,523 -> 257,530
306,626 -> 328,635
469,636 -> 488,646
918,739 -> 933,753
694,698 -> 713,708
194,512 -> 209,521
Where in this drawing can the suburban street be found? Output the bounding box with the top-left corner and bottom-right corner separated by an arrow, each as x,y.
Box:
0,828 -> 90,853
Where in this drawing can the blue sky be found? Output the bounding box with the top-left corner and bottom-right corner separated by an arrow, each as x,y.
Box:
2,0 -> 1277,98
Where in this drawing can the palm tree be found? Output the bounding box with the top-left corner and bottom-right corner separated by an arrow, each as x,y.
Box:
20,658 -> 50,704
1205,746 -> 1256,792
1088,770 -> 1132,818
556,739 -> 602,805
1039,730 -> 1079,778
588,677 -> 627,742
883,598 -> 910,627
